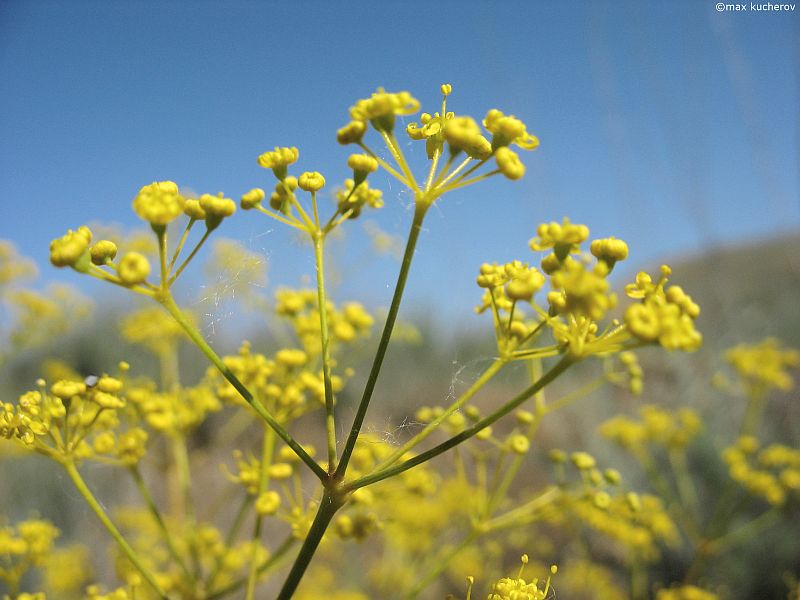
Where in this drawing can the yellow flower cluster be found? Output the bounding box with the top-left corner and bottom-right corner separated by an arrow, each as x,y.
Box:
207,341 -> 332,421
0,240 -> 36,286
126,382 -> 220,435
560,492 -> 679,561
475,218 -> 696,359
0,519 -> 59,593
120,306 -> 187,354
600,406 -> 703,451
1,374 -> 149,465
49,225 -> 152,286
111,508 -> 261,595
5,285 -> 91,351
722,436 -> 800,506
274,288 -> 374,352
486,557 -> 556,600
335,179 -> 384,219
624,267 -> 702,351
726,337 -> 799,392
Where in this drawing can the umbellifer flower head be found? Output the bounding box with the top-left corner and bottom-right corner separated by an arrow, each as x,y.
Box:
132,181 -> 185,226
50,226 -> 92,268
349,88 -> 420,132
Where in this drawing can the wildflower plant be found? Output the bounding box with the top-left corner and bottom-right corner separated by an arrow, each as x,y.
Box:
1,83 -> 794,600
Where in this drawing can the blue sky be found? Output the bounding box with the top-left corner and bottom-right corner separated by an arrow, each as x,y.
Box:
1,0 -> 798,326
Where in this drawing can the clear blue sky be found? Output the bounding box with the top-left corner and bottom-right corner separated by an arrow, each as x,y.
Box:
1,1 -> 798,325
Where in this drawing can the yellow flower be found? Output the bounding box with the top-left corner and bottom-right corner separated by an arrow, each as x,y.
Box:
337,120 -> 367,145
298,171 -> 326,192
199,192 -> 236,229
590,237 -> 629,269
623,268 -> 701,352
349,88 -> 420,132
726,338 -> 799,392
495,147 -> 526,180
240,187 -> 265,210
49,226 -> 92,268
255,490 -> 281,515
347,154 -> 379,179
183,198 -> 207,220
51,380 -> 86,399
443,115 -> 492,159
529,218 -> 589,258
117,252 -> 151,286
258,146 -> 299,179
483,108 -> 539,150
89,240 -> 117,265
132,181 -> 185,226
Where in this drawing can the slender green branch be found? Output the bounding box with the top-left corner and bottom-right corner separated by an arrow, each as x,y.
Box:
380,130 -> 419,191
436,156 -> 483,190
347,355 -> 575,490
169,218 -> 197,272
157,227 -> 169,289
276,490 -> 345,600
63,461 -> 168,599
158,292 -> 327,481
335,204 -> 428,478
245,427 -> 277,600
169,228 -> 212,284
706,507 -> 781,554
424,146 -> 442,192
439,169 -> 500,194
129,466 -> 193,581
312,231 -> 338,472
256,205 -> 307,231
357,141 -> 409,186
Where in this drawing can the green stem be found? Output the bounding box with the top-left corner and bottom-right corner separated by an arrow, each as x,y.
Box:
157,227 -> 169,289
169,218 -> 197,272
707,507 -> 781,554
335,204 -> 428,478
245,427 -> 276,600
276,490 -> 345,600
376,358 -> 506,470
63,460 -> 168,599
172,434 -> 200,577
312,231 -> 338,472
158,292 -> 327,481
347,355 -> 574,490
130,466 -> 193,581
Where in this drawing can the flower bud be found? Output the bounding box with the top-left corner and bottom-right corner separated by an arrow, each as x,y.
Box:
118,252 -> 151,286
298,172 -> 326,192
90,240 -> 117,265
337,120 -> 367,145
240,188 -> 265,210
183,199 -> 207,220
495,146 -> 526,180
